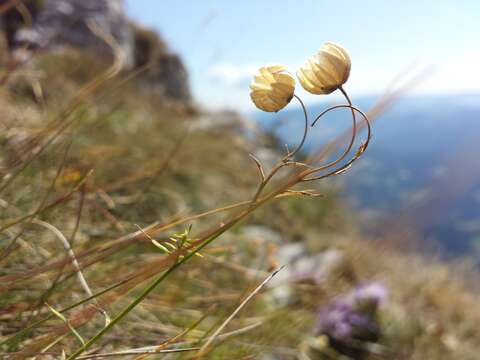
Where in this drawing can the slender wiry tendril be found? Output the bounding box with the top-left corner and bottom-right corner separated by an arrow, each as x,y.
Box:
308,86 -> 357,172
250,86 -> 370,202
249,94 -> 310,203
284,94 -> 309,159
303,104 -> 371,181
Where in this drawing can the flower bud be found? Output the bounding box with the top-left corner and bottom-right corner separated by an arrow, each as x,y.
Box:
250,64 -> 295,112
297,42 -> 351,94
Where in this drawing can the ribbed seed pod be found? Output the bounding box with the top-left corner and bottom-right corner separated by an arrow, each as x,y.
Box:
250,64 -> 295,112
297,42 -> 351,95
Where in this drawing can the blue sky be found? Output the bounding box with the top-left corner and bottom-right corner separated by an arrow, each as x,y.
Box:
125,1 -> 480,112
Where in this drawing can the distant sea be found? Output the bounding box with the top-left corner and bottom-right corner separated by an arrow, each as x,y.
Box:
252,93 -> 480,256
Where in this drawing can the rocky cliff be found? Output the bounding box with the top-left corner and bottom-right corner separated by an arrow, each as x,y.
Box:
0,0 -> 191,102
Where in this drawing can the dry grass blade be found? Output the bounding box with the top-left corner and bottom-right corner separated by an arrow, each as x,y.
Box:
197,265 -> 286,357
76,347 -> 200,359
0,16 -> 125,195
249,153 -> 266,182
31,219 -> 110,324
0,140 -> 75,260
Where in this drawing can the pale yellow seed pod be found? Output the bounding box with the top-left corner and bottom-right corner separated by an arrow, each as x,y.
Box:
250,64 -> 295,112
297,42 -> 351,95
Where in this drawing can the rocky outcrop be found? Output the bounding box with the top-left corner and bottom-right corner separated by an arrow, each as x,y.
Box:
0,0 -> 191,102
131,24 -> 190,101
4,0 -> 133,64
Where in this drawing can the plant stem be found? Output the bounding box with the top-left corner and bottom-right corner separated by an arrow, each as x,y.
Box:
65,214 -> 245,360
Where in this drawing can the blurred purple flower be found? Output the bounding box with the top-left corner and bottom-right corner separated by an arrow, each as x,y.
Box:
349,282 -> 388,306
314,282 -> 388,342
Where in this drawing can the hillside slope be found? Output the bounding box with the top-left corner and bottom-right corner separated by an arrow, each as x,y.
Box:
0,47 -> 479,359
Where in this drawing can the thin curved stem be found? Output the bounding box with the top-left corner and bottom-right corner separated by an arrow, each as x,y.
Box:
308,86 -> 357,172
284,94 -> 309,159
249,94 -> 309,204
302,105 -> 372,181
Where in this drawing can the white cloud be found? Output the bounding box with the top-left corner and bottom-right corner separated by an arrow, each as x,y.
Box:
207,63 -> 259,87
